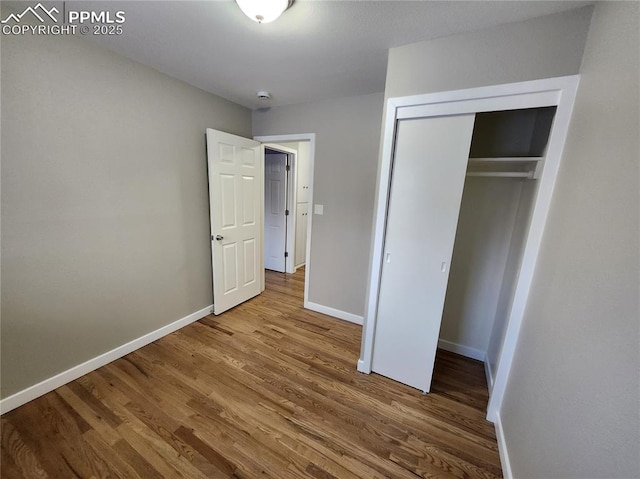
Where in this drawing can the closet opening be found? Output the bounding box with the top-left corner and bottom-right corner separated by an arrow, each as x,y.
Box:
360,76 -> 579,422
439,106 -> 557,393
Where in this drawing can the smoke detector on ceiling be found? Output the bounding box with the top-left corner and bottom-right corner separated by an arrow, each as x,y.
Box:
257,91 -> 272,100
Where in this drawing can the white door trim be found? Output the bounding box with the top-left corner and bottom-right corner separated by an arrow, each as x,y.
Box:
254,134 -> 316,310
358,76 -> 580,423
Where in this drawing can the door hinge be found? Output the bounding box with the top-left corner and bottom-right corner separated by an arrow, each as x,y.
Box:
285,209 -> 290,216
286,164 -> 291,172
284,252 -> 289,258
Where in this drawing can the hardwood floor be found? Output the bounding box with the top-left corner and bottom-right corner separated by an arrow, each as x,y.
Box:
1,268 -> 502,478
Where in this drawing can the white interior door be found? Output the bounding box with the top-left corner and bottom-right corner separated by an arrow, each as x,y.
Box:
264,152 -> 287,272
371,114 -> 476,392
206,129 -> 262,315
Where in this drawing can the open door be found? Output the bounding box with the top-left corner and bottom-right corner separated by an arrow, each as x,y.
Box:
206,129 -> 262,315
371,114 -> 475,392
263,143 -> 298,274
264,150 -> 288,272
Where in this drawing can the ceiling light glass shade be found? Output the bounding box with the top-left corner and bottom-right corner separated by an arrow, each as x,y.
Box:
235,0 -> 289,23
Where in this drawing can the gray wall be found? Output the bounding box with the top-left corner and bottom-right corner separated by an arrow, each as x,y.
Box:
440,178 -> 522,357
379,7 -> 592,362
380,5 -> 593,364
500,2 -> 640,477
385,6 -> 593,100
486,180 -> 536,386
379,5 -> 638,477
253,93 -> 384,316
1,32 -> 251,398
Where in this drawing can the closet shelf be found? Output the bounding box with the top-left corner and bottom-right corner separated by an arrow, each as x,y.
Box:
466,157 -> 542,179
468,157 -> 543,163
466,171 -> 533,179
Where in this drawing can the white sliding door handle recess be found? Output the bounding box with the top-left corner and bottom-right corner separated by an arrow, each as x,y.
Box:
441,262 -> 447,272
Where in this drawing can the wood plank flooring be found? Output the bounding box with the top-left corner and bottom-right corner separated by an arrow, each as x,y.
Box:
1,268 -> 502,478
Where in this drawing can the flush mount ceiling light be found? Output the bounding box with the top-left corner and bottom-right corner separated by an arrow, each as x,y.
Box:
235,0 -> 292,24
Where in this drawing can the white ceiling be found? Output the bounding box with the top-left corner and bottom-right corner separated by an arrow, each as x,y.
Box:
69,1 -> 591,109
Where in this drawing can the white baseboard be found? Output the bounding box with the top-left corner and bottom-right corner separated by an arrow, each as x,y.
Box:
0,305 -> 213,415
437,339 -> 486,362
357,359 -> 370,373
485,358 -> 495,391
494,412 -> 513,479
304,301 -> 363,325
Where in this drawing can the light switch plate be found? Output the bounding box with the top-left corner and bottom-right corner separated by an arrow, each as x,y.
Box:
314,204 -> 324,215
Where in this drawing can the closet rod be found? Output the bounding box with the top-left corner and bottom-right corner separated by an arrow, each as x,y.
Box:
466,171 -> 533,179
468,157 -> 543,163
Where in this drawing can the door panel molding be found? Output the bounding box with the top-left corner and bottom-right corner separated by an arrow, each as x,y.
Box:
206,129 -> 262,315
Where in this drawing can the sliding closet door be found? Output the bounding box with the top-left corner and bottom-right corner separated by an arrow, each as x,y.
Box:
371,114 -> 475,392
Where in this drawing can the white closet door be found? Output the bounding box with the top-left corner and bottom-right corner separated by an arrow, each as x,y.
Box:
371,114 -> 475,392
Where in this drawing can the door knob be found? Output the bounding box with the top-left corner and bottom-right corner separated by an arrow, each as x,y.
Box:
215,235 -> 224,241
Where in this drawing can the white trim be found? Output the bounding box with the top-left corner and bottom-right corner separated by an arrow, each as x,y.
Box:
494,413 -> 514,479
305,301 -> 363,325
358,76 -> 581,426
254,134 -> 316,311
485,358 -> 495,391
396,90 -> 559,120
358,96 -> 398,375
0,305 -> 213,415
437,339 -> 486,362
259,144 -> 266,292
486,78 -> 579,422
357,359 -> 368,373
387,75 -> 573,110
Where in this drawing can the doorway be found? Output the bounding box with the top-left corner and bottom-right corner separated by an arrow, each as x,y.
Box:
256,135 -> 315,309
264,145 -> 293,273
263,141 -> 311,275
206,130 -> 315,314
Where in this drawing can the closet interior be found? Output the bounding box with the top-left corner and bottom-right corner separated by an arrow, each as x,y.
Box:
440,106 -> 557,389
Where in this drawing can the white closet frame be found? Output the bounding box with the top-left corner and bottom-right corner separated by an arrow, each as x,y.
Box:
358,75 -> 580,423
